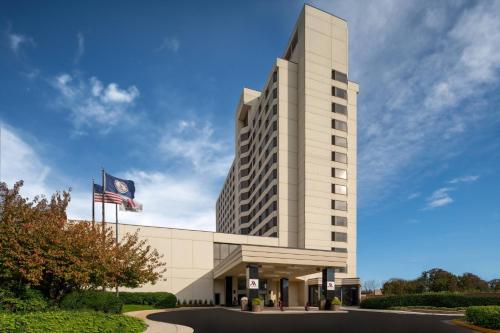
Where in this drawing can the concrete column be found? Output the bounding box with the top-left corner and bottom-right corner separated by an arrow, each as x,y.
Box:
280,278 -> 289,306
225,276 -> 233,306
246,264 -> 259,304
322,267 -> 335,310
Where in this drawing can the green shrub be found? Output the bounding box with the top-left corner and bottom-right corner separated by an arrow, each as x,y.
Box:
252,297 -> 262,306
60,291 -> 123,314
332,297 -> 341,305
0,311 -> 146,332
115,292 -> 177,308
0,288 -> 49,313
466,306 -> 500,329
361,292 -> 500,309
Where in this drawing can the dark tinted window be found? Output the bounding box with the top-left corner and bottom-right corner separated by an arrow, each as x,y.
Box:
332,216 -> 347,226
332,103 -> 347,115
332,87 -> 347,99
332,152 -> 347,164
333,135 -> 347,147
332,232 -> 348,242
332,120 -> 347,131
332,200 -> 347,211
332,70 -> 348,84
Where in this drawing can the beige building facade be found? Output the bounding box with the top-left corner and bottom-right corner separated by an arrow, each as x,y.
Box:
115,4 -> 359,308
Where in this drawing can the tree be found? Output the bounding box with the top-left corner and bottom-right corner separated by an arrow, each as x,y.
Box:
458,273 -> 489,292
0,181 -> 166,300
488,279 -> 500,291
419,268 -> 459,292
362,280 -> 379,294
382,279 -> 407,295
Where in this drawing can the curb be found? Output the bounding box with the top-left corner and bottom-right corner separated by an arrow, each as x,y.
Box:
125,309 -> 194,333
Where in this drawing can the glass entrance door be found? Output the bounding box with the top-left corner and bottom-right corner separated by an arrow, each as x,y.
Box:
308,285 -> 320,306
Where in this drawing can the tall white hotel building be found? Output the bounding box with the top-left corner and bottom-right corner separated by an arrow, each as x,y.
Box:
111,4 -> 360,307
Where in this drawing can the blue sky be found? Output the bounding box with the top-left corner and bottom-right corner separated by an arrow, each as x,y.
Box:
1,0 -> 499,285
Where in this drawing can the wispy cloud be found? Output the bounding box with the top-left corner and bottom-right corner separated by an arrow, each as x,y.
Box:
6,30 -> 35,54
449,175 -> 479,184
159,119 -> 233,177
424,174 -> 479,209
50,73 -> 140,135
74,32 -> 85,64
157,37 -> 180,52
314,0 -> 500,208
407,192 -> 421,200
0,124 -> 50,199
426,187 -> 453,209
0,122 -> 219,231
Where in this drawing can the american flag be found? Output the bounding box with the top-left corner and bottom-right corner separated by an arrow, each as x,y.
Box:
93,184 -> 123,204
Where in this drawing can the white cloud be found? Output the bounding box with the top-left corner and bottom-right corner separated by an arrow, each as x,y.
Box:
0,122 -> 217,231
449,175 -> 480,184
159,119 -> 233,177
0,124 -> 50,199
74,32 -> 85,64
7,31 -> 35,54
51,73 -> 140,134
426,187 -> 453,209
157,37 -> 180,52
313,0 -> 500,208
407,192 -> 420,200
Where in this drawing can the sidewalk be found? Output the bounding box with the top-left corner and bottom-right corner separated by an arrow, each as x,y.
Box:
125,309 -> 194,333
224,306 -> 348,314
343,306 -> 465,316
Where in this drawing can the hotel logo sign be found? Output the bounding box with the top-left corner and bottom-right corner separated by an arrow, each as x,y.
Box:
248,279 -> 259,289
327,281 -> 335,291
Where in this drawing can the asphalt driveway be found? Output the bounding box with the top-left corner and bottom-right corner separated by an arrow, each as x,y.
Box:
148,308 -> 472,333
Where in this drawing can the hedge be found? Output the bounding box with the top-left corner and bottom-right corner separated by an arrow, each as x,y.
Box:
360,293 -> 500,309
113,292 -> 177,308
0,288 -> 49,313
466,306 -> 500,329
0,311 -> 146,333
60,291 -> 123,314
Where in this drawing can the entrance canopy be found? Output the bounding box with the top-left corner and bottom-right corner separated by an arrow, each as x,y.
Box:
213,244 -> 347,281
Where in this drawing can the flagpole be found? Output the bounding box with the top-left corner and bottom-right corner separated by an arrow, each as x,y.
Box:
101,168 -> 106,292
115,203 -> 119,297
92,178 -> 95,228
101,168 -> 105,237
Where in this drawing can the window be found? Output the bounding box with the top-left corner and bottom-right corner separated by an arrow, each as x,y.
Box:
332,119 -> 347,131
332,168 -> 347,179
332,200 -> 347,211
332,135 -> 347,147
332,70 -> 348,84
331,247 -> 348,253
332,152 -> 347,164
335,267 -> 347,273
332,232 -> 348,242
332,216 -> 347,226
332,87 -> 347,99
272,88 -> 277,99
332,103 -> 347,115
273,71 -> 277,83
332,184 -> 347,195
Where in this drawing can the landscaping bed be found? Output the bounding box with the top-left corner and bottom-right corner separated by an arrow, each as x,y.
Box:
360,292 -> 500,309
465,306 -> 500,330
390,306 -> 466,314
0,311 -> 146,333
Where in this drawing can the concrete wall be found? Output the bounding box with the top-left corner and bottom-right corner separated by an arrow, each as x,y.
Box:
113,223 -> 278,302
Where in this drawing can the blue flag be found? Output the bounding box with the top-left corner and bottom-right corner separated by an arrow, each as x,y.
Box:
105,173 -> 135,199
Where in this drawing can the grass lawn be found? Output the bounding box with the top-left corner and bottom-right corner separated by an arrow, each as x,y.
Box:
123,304 -> 157,312
0,310 -> 146,332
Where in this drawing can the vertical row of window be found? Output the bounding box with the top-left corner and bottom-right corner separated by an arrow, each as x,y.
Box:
331,69 -> 349,253
239,68 -> 279,238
